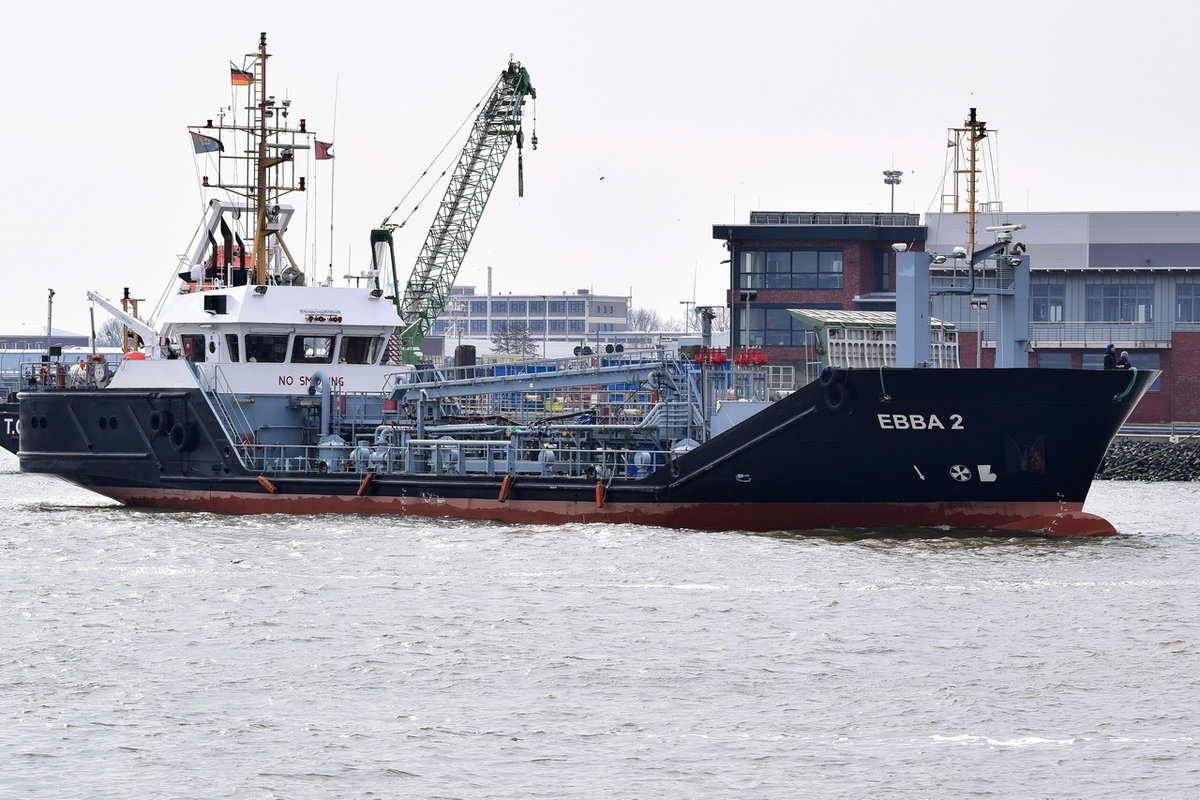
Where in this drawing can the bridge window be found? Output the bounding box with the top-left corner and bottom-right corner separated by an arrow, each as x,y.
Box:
338,335 -> 384,365
245,334 -> 288,363
292,335 -> 334,364
180,334 -> 206,363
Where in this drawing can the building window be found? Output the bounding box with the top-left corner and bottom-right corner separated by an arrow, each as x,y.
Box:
548,300 -> 567,314
470,300 -> 487,314
491,300 -> 508,314
1031,284 -> 1065,322
739,248 -> 843,290
549,319 -> 566,333
568,319 -> 586,333
568,300 -> 586,315
469,320 -> 487,334
744,307 -> 813,347
529,300 -> 546,314
1036,352 -> 1071,369
1177,283 -> 1200,322
874,250 -> 890,292
1085,284 -> 1153,322
510,300 -> 526,315
432,320 -> 449,335
528,319 -> 546,333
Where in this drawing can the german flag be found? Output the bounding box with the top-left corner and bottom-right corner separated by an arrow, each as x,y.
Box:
231,67 -> 254,86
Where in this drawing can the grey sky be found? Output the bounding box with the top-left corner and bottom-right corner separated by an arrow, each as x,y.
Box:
3,0 -> 1196,332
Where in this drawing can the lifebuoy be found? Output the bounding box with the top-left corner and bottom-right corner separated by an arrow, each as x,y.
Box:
148,409 -> 173,437
824,382 -> 854,412
168,421 -> 196,452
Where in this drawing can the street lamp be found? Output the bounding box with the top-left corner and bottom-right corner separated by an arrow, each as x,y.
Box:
46,288 -> 55,354
679,300 -> 694,334
883,169 -> 903,213
969,296 -> 988,367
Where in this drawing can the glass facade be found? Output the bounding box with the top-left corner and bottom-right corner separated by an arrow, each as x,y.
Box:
743,307 -> 813,347
1177,283 -> 1200,322
739,249 -> 843,290
1031,284 -> 1065,322
1085,284 -> 1153,322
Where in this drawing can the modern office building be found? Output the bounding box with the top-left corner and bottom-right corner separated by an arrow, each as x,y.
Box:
426,286 -> 631,355
713,210 -> 1200,423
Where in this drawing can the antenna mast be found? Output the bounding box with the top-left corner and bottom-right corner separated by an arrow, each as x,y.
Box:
950,107 -> 988,262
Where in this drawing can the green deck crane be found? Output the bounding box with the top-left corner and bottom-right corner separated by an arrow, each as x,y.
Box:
372,59 -> 535,363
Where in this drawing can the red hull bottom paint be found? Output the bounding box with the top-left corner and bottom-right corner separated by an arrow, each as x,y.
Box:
90,487 -> 1118,537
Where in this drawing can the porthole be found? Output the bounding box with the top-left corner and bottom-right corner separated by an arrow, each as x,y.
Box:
99,417 -> 108,430
109,416 -> 118,429
39,416 -> 47,428
29,416 -> 39,429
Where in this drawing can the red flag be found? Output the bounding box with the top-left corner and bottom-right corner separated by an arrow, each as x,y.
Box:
231,67 -> 254,86
314,141 -> 335,160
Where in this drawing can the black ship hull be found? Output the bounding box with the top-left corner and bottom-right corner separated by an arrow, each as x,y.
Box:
14,367 -> 1156,536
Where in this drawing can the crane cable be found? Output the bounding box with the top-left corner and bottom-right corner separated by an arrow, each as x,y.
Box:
379,76 -> 504,229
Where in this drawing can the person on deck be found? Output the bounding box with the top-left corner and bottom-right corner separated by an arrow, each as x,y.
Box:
1117,350 -> 1132,370
1103,343 -> 1118,370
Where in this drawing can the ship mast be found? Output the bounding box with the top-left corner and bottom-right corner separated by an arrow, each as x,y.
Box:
950,107 -> 988,264
251,32 -> 271,285
189,32 -> 309,289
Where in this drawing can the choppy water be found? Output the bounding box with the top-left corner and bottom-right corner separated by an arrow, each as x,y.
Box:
1,456 -> 1198,800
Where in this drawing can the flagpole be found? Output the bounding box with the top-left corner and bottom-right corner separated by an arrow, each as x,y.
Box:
328,77 -> 339,286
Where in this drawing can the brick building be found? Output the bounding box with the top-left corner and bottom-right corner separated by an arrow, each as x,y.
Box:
713,210 -> 1200,424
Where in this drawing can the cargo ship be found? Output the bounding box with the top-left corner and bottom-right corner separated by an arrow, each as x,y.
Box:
7,38 -> 1157,536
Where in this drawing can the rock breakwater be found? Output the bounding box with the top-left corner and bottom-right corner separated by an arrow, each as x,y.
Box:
1097,437 -> 1200,481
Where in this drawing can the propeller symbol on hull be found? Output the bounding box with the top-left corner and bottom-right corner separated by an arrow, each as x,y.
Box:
950,465 -> 973,482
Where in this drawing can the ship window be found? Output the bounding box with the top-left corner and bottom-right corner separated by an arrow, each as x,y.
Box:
225,334 -> 240,362
338,335 -> 384,365
292,335 -> 334,364
180,334 -> 206,363
245,334 -> 288,363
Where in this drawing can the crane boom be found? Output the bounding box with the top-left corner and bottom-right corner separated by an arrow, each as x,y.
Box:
375,59 -> 535,363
